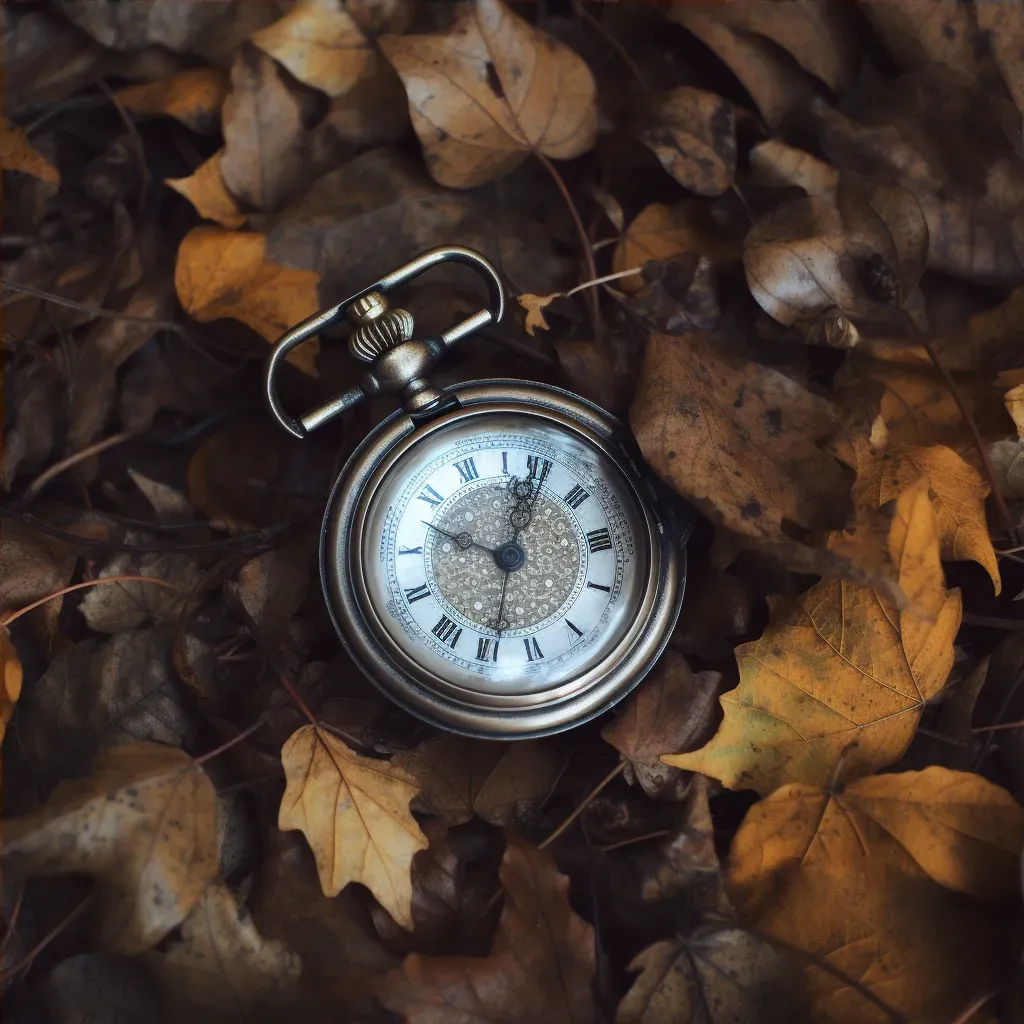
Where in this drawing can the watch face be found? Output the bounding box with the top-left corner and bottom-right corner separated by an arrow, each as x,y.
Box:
359,411 -> 650,700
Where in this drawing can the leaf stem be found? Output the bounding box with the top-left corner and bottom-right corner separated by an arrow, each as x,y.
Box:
538,760 -> 625,849
0,574 -> 181,627
194,715 -> 268,765
22,428 -> 145,503
950,987 -> 998,1024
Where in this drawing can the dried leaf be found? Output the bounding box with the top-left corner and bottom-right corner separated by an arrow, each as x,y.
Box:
727,768 -> 1024,1023
1008,383 -> 1024,438
115,67 -> 230,132
0,631 -> 23,750
630,331 -> 847,546
673,567 -> 752,662
396,736 -> 564,827
749,139 -> 838,198
377,836 -> 597,1024
0,519 -> 76,614
166,151 -> 247,229
601,652 -> 720,800
251,0 -> 377,98
641,87 -> 736,196
620,255 -> 721,335
0,115 -> 60,183
379,0 -> 597,188
278,724 -> 428,929
668,480 -> 961,793
230,545 -> 310,642
974,0 -> 1024,118
518,292 -> 560,336
128,468 -> 195,523
174,226 -> 320,375
1,741 -> 218,953
143,881 -> 301,1023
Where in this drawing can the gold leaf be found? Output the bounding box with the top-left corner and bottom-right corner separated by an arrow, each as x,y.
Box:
166,151 -> 246,229
115,67 -> 230,133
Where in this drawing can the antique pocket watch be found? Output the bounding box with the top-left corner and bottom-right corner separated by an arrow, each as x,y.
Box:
264,246 -> 690,738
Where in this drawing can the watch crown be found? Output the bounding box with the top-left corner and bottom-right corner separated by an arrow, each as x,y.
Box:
347,290 -> 414,363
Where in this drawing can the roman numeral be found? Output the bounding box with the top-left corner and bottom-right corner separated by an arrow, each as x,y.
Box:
523,636 -> 543,662
454,457 -> 479,483
526,456 -> 552,485
502,451 -> 509,474
418,484 -> 444,506
398,545 -> 423,556
476,637 -> 499,662
586,528 -> 612,553
405,583 -> 431,603
431,615 -> 462,648
587,582 -> 611,593
564,484 -> 589,510
565,619 -> 583,639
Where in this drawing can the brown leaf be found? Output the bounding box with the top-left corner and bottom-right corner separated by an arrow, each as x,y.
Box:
673,567 -> 752,662
228,544 -> 310,643
166,151 -> 247,229
974,0 -> 1024,118
220,46 -> 310,213
115,67 -> 230,133
379,0 -> 597,188
517,292 -> 560,336
0,518 -> 76,614
0,631 -> 23,750
396,735 -> 564,827
630,332 -> 847,546
128,468 -> 195,523
1,741 -> 218,953
618,254 -> 722,335
641,87 -> 736,197
0,116 -> 60,183
749,139 -> 838,198
143,881 -> 301,1023
601,652 -> 720,800
377,836 -> 597,1024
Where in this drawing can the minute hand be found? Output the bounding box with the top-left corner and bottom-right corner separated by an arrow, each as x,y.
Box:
421,520 -> 499,555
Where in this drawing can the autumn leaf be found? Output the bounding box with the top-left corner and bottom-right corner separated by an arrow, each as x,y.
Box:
115,67 -> 230,133
1,741 -> 218,953
749,138 -> 838,199
377,836 -> 597,1023
975,0 -> 1024,118
0,116 -> 60,183
379,0 -> 597,188
278,724 -> 428,930
668,479 -> 961,793
251,0 -> 377,98
0,630 -> 23,749
174,226 -> 320,375
601,652 -> 720,800
641,86 -> 736,197
166,151 -> 246,229
517,292 -> 560,336
727,767 -> 1024,1023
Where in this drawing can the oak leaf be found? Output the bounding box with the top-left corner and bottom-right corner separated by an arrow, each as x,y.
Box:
1,741 -> 218,953
641,87 -> 736,197
251,0 -> 377,98
174,226 -> 320,375
668,479 -> 961,793
278,724 -> 428,930
379,0 -> 597,188
377,836 -> 597,1023
166,152 -> 246,229
727,767 -> 1024,1023
115,68 -> 230,133
601,651 -> 720,800
0,116 -> 60,183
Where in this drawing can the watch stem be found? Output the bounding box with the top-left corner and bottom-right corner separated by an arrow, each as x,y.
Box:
348,290 -> 415,363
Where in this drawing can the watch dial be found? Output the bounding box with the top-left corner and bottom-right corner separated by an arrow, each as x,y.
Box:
360,412 -> 649,698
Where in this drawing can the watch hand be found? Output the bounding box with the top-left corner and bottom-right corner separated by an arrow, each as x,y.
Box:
493,569 -> 511,637
421,520 -> 498,555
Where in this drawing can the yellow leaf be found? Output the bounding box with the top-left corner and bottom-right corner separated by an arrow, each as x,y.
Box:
727,767 -> 1024,1023
278,724 -> 428,929
853,443 -> 1000,595
174,226 -> 320,376
0,116 -> 59,183
379,0 -> 597,188
517,292 -> 559,335
166,151 -> 246,229
1,742 -> 218,953
115,68 -> 230,133
251,0 -> 377,98
0,630 -> 23,749
667,479 -> 961,793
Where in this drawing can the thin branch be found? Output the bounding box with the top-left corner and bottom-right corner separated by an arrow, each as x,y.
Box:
0,893 -> 95,985
0,883 -> 26,959
972,718 -> 1024,733
194,715 -> 268,766
539,760 -> 625,849
565,266 -> 644,298
599,828 -> 672,853
1,574 -> 181,627
22,428 -> 145,503
950,987 -> 998,1024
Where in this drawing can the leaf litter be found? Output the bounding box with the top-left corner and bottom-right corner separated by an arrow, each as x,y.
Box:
4,1 -> 1024,1021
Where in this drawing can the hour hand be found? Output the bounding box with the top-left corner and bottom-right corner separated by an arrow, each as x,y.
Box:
421,520 -> 498,555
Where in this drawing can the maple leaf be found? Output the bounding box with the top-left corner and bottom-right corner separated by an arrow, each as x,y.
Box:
379,0 -> 597,188
668,479 -> 961,793
1,741 -> 218,953
174,226 -> 320,375
0,115 -> 60,183
115,67 -> 230,133
166,151 -> 246,229
377,836 -> 597,1023
278,724 -> 428,930
727,767 -> 1024,1023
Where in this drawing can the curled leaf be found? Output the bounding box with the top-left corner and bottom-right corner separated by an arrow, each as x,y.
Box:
115,67 -> 230,133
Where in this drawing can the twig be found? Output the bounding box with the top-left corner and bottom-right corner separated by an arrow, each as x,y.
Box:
565,267 -> 644,298
961,612 -> 1024,631
0,893 -> 95,985
194,715 -> 268,766
538,760 -> 625,849
972,718 -> 1024,733
599,829 -> 672,853
950,987 -> 998,1024
0,883 -> 26,960
22,428 -> 145,503
571,0 -> 649,91
974,663 -> 1024,770
0,574 -> 181,627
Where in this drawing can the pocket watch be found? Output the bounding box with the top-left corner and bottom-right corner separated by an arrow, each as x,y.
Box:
264,246 -> 690,738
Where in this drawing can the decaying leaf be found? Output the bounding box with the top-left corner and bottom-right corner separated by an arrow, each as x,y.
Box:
278,724 -> 428,929
379,0 -> 597,188
0,631 -> 24,749
1007,383 -> 1024,438
144,881 -> 301,1023
669,479 -> 961,793
727,767 -> 1024,1023
619,254 -> 722,335
229,545 -> 310,643
602,652 -> 720,800
128,468 -> 195,523
0,519 -> 76,615
1,742 -> 218,953
641,86 -> 736,197
377,836 -> 597,1024
0,115 -> 60,183
174,226 -> 320,374
251,0 -> 377,98
517,292 -> 560,336
749,138 -> 838,198
115,67 -> 230,132
974,0 -> 1024,118
166,151 -> 247,229
630,331 -> 848,546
